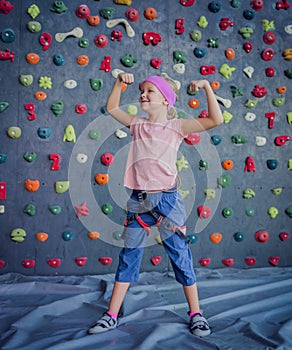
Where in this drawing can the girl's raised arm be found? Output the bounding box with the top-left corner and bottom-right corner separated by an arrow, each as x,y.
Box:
181,80 -> 223,135
106,73 -> 135,127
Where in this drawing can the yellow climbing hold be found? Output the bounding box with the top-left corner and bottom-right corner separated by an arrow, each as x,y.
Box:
63,124 -> 76,142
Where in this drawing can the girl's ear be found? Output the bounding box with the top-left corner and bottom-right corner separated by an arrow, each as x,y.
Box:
163,99 -> 168,106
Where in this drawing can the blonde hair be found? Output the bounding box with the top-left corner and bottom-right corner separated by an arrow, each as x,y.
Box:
159,74 -> 180,119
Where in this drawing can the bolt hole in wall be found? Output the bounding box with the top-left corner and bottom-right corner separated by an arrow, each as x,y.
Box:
0,0 -> 291,275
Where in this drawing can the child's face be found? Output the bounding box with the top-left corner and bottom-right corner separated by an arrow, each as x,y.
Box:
139,82 -> 167,111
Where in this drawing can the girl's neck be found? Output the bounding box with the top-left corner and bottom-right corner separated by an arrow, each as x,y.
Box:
148,111 -> 168,123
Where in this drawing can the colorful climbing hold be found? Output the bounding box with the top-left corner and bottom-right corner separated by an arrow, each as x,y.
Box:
210,232 -> 222,243
75,257 -> 88,266
88,231 -> 100,240
144,7 -> 157,20
101,153 -> 114,166
244,156 -> 256,172
197,205 -> 211,219
255,230 -> 269,242
34,91 -> 47,101
219,64 -> 236,78
234,231 -> 245,242
74,202 -> 89,218
38,127 -> 51,139
55,181 -> 69,194
50,1 -> 68,13
36,232 -> 49,242
25,179 -> 40,192
7,126 -> 22,139
27,4 -> 40,19
176,155 -> 189,171
218,174 -> 231,188
51,100 -> 64,116
99,257 -> 113,265
266,159 -> 278,170
76,4 -> 90,18
231,135 -> 248,144
11,228 -> 26,243
24,204 -> 36,216
63,125 -> 76,142
221,159 -> 234,170
268,206 -> 278,219
243,188 -> 255,199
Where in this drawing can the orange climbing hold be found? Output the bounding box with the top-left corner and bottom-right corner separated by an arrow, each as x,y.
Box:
34,91 -> 47,100
225,48 -> 235,60
210,232 -> 222,243
210,81 -> 220,90
144,7 -> 157,20
188,98 -> 200,108
36,232 -> 49,242
121,82 -> 127,92
221,159 -> 234,170
25,179 -> 40,192
26,52 -> 40,64
277,86 -> 286,94
87,15 -> 100,26
77,55 -> 89,66
95,173 -> 109,185
88,231 -> 100,240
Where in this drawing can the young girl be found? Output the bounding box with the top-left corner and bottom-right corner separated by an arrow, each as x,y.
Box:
88,73 -> 223,337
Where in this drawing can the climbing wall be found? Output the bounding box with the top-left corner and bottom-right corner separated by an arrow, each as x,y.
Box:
0,0 -> 291,275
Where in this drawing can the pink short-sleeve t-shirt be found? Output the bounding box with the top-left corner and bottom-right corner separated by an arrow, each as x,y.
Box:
124,117 -> 185,191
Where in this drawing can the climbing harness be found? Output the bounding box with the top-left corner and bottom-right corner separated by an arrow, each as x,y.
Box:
124,181 -> 190,244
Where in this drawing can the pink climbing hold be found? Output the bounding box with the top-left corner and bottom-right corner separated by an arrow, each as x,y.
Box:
99,257 -> 113,265
245,257 -> 256,266
252,85 -> 267,98
265,112 -> 276,129
244,156 -> 256,172
175,18 -> 185,34
101,152 -> 114,166
151,58 -> 162,69
151,255 -> 162,265
255,230 -> 269,243
199,258 -> 211,267
75,257 -> 88,266
200,65 -> 216,76
47,258 -> 61,268
279,232 -> 289,241
39,33 -> 52,51
197,205 -> 211,219
0,0 -> 14,14
269,256 -> 280,266
274,135 -> 290,146
222,258 -> 234,267
184,132 -> 201,145
22,259 -> 35,268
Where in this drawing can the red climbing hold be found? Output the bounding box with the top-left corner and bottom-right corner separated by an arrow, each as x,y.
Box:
184,132 -> 201,145
269,256 -> 280,266
151,58 -> 162,69
99,257 -> 113,265
22,259 -> 35,268
200,65 -> 216,76
222,258 -> 234,267
175,18 -> 185,34
39,33 -> 52,51
197,205 -> 211,219
274,135 -> 290,146
101,152 -> 114,166
279,232 -> 289,241
199,258 -> 211,267
151,256 -> 162,265
244,156 -> 256,172
47,258 -> 61,268
245,257 -> 256,266
75,257 -> 88,266
255,230 -> 269,243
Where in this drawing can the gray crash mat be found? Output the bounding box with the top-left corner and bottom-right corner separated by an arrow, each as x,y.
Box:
1,268 -> 292,350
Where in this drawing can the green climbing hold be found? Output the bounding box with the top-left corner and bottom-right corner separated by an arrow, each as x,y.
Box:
222,110 -> 233,124
197,16 -> 208,28
231,0 -> 241,8
55,181 -> 69,194
222,207 -> 233,218
88,129 -> 100,140
102,203 -> 113,215
50,1 -> 68,13
199,160 -> 208,170
243,188 -> 255,199
268,206 -> 278,219
272,187 -> 282,195
112,231 -> 123,240
173,50 -> 187,64
245,208 -> 255,216
99,7 -> 115,19
51,100 -> 64,116
27,4 -> 40,19
90,79 -> 103,91
218,174 -> 231,188
19,75 -> 34,86
23,152 -> 37,162
39,76 -> 52,89
7,126 -> 22,139
272,97 -> 285,107
285,206 -> 292,218
190,30 -> 202,42
27,21 -> 42,33
231,135 -> 248,144
24,204 -> 36,216
49,205 -> 62,214
63,125 -> 76,142
79,38 -> 90,48
219,64 -> 236,79
0,102 -> 9,113
11,228 -> 27,243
